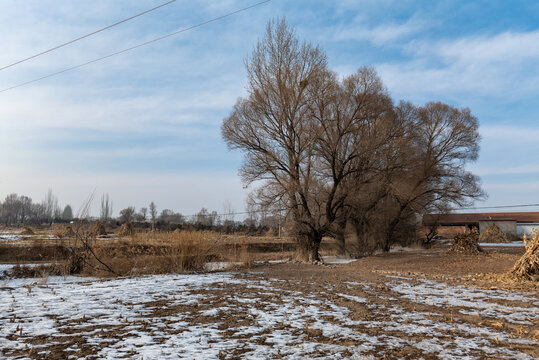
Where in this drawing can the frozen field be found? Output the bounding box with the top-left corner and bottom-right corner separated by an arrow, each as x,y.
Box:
1,270 -> 537,359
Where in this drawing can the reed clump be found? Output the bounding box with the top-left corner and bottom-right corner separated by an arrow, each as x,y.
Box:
87,230 -> 215,276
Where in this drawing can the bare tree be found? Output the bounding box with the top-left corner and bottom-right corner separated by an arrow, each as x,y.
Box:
149,201 -> 157,230
159,209 -> 184,224
342,101 -> 484,253
149,202 -> 157,222
222,19 -> 331,261
193,208 -> 218,227
119,206 -> 135,224
62,205 -> 73,221
378,101 -> 484,251
139,207 -> 148,221
42,189 -> 60,222
100,193 -> 113,221
222,201 -> 235,228
245,195 -> 260,227
222,19 -> 398,260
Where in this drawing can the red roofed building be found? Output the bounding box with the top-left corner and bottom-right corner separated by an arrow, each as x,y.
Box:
423,212 -> 539,240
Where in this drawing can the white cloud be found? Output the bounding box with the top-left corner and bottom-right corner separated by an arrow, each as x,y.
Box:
0,0 -> 266,212
480,125 -> 539,143
376,29 -> 539,101
433,30 -> 539,65
1,0 -> 538,214
471,165 -> 539,177
334,16 -> 427,45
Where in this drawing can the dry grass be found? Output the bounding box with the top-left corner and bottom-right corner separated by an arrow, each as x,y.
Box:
510,232 -> 539,281
1,228 -> 296,278
3,227 -> 348,278
7,263 -> 66,279
83,230 -> 216,276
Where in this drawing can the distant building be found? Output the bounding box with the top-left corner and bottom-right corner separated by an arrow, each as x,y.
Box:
423,212 -> 539,240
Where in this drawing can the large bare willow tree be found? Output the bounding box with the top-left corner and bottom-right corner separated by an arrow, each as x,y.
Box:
222,19 -> 327,261
222,19 -> 483,261
222,19 -> 397,261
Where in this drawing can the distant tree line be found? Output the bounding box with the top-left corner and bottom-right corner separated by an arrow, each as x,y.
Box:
115,201 -> 281,234
0,190 -> 73,225
0,190 -> 279,233
221,19 -> 484,261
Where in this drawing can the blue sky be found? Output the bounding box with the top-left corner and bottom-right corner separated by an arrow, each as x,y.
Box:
0,0 -> 538,217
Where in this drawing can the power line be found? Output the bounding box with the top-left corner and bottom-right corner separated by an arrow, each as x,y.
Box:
0,0 -> 271,94
179,208 -> 287,219
457,203 -> 539,211
0,0 -> 177,71
214,203 -> 539,216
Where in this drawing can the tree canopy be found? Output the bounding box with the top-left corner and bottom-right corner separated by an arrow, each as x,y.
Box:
222,19 -> 484,261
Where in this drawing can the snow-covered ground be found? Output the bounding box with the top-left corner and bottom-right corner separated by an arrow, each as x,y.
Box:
0,234 -> 20,242
0,272 -> 537,359
321,256 -> 357,264
0,232 -> 59,244
0,263 -> 51,276
479,241 -> 525,247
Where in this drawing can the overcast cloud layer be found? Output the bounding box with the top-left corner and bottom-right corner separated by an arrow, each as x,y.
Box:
1,0 -> 538,216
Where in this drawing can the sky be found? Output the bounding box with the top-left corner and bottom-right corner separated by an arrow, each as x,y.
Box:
1,0 -> 539,217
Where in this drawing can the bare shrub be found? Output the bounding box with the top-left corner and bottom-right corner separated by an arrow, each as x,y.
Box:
448,228 -> 482,255
510,232 -> 539,281
63,224 -> 116,276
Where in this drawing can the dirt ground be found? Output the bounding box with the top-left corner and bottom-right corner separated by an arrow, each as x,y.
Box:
1,229 -> 537,359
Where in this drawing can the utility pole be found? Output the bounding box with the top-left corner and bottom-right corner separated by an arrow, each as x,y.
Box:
278,211 -> 281,238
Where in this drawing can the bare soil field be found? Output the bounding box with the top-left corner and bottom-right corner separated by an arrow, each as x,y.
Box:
0,229 -> 537,359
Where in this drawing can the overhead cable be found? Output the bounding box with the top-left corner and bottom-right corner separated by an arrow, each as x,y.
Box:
0,0 -> 177,71
457,203 -> 539,210
0,0 -> 271,93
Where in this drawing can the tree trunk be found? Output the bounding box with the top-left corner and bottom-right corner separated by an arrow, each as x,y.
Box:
383,216 -> 401,252
336,232 -> 346,255
333,218 -> 348,255
296,232 -> 323,262
382,236 -> 391,252
383,226 -> 394,252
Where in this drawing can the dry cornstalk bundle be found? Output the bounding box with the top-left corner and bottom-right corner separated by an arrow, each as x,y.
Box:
63,226 -> 75,237
118,222 -> 135,236
19,227 -> 35,235
91,221 -> 107,236
478,224 -> 510,243
55,225 -> 75,238
510,232 -> 539,281
448,228 -> 482,255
